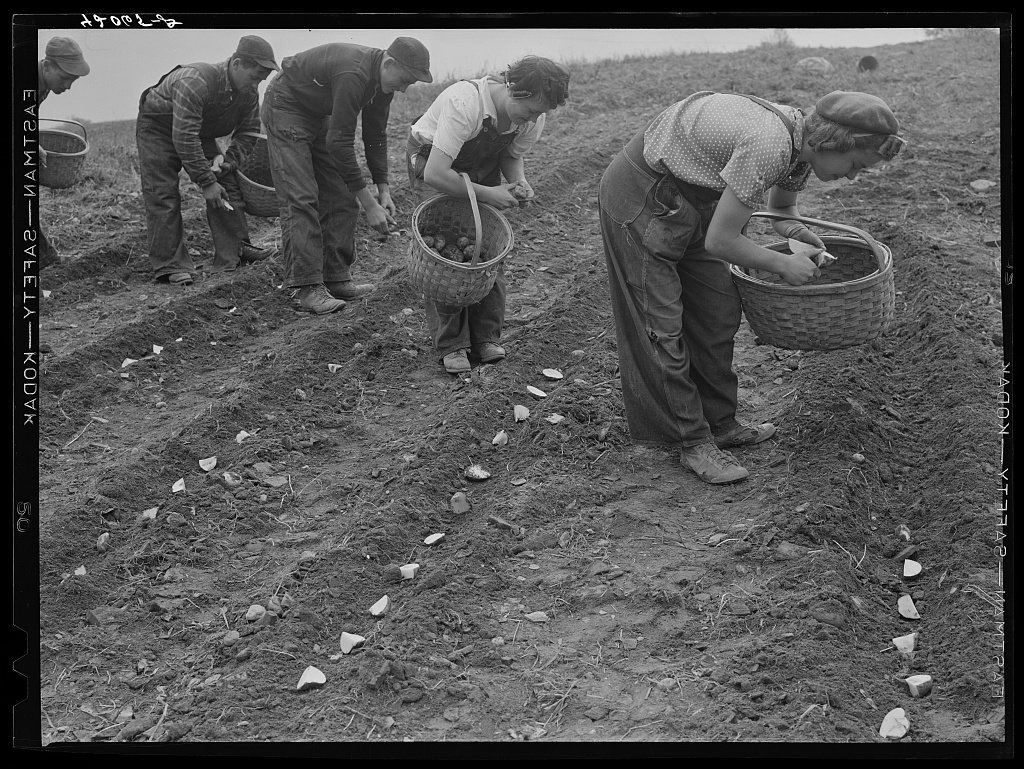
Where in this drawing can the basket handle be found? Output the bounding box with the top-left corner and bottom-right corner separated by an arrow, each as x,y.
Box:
40,117 -> 88,141
460,172 -> 484,266
748,211 -> 883,257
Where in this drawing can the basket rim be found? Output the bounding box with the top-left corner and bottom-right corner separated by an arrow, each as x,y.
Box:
731,236 -> 891,295
410,192 -> 514,270
39,128 -> 89,158
237,169 -> 275,193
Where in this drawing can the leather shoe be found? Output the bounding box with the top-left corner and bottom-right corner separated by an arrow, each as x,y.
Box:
443,348 -> 471,374
239,241 -> 276,264
326,280 -> 375,300
474,342 -> 506,363
681,442 -> 749,484
713,422 -> 776,449
296,284 -> 346,315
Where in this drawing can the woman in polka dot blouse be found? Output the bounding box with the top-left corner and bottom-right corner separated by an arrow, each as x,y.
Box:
598,90 -> 905,484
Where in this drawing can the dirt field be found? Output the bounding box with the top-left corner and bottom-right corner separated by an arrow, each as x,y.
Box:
32,34 -> 1007,749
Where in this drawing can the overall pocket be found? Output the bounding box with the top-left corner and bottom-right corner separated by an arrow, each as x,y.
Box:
599,151 -> 656,228
638,176 -> 702,261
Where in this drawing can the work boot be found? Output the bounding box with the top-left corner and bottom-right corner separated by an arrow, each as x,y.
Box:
713,422 -> 777,449
474,342 -> 506,363
296,284 -> 347,315
167,271 -> 194,286
681,441 -> 749,484
443,348 -> 471,374
239,241 -> 276,264
325,280 -> 375,300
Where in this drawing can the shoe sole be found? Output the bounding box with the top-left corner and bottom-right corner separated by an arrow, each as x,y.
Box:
301,302 -> 347,315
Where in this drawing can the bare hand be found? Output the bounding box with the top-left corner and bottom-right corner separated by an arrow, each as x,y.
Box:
377,188 -> 397,218
364,202 -> 395,237
779,254 -> 821,286
203,182 -> 233,211
481,185 -> 520,210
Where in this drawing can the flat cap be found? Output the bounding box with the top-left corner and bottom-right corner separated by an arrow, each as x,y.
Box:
234,35 -> 280,72
387,36 -> 432,83
815,90 -> 899,135
45,36 -> 90,77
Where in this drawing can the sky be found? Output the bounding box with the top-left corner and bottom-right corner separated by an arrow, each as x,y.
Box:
28,24 -> 941,124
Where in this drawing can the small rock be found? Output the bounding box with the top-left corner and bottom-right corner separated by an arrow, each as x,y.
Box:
86,606 -> 124,626
96,532 -> 111,552
656,678 -> 678,691
905,674 -> 933,698
571,350 -> 586,357
492,430 -> 509,446
969,179 -> 997,191
895,524 -> 912,541
852,453 -> 866,463
491,636 -> 505,646
879,707 -> 910,739
903,559 -> 923,579
235,648 -> 251,662
524,611 -> 549,623
424,533 -> 445,546
775,541 -> 808,560
166,512 -> 186,527
450,492 -> 471,514
527,385 -> 547,399
542,368 -> 563,380
514,405 -> 530,422
220,630 -> 240,647
245,604 -> 266,622
296,666 -> 326,692
730,601 -> 752,616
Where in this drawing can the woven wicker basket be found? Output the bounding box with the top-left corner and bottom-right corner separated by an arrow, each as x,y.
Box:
406,173 -> 515,306
731,213 -> 895,351
40,119 -> 89,189
237,133 -> 279,217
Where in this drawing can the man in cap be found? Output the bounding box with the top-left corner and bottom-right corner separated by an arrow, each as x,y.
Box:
37,36 -> 91,268
261,36 -> 433,314
136,35 -> 281,286
39,35 -> 90,104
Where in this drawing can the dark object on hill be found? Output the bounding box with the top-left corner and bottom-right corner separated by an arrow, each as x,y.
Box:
858,55 -> 879,73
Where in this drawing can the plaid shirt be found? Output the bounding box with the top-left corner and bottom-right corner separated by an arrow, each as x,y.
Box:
140,60 -> 260,189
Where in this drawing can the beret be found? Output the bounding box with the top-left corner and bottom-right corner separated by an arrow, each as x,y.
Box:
815,90 -> 899,135
44,36 -> 90,77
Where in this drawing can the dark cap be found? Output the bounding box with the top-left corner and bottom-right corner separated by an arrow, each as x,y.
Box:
45,36 -> 90,77
815,90 -> 899,135
386,36 -> 432,83
234,35 -> 280,72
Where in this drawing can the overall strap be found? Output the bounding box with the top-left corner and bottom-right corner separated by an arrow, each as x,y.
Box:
736,93 -> 799,161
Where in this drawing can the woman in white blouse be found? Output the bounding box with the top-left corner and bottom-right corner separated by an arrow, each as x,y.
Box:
598,90 -> 905,484
407,56 -> 570,374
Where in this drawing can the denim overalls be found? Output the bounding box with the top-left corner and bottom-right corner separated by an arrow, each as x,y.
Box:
598,96 -> 800,447
136,62 -> 256,277
407,80 -> 519,358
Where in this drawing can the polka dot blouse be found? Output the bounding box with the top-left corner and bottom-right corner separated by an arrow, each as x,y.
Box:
643,91 -> 812,209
